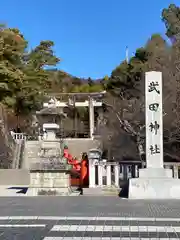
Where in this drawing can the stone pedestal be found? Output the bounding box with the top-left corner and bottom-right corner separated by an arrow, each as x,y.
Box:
129,168 -> 180,199
28,170 -> 72,196
129,178 -> 180,199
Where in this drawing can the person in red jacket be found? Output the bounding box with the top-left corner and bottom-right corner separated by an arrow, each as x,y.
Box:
63,146 -> 81,172
80,152 -> 89,187
73,157 -> 81,171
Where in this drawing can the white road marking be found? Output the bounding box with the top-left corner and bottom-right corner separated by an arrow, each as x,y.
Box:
0,216 -> 179,221
43,238 -> 180,240
0,216 -> 176,239
0,224 -> 46,227
50,224 -> 180,232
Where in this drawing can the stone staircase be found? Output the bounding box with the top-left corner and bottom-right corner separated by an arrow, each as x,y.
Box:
21,141 -> 40,169
22,138 -> 102,169
12,139 -> 25,169
63,138 -> 102,159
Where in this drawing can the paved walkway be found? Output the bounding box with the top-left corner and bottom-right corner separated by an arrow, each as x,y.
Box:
0,197 -> 180,238
2,197 -> 180,217
0,216 -> 180,239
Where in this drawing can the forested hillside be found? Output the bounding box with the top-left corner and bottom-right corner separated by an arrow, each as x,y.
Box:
1,4 -> 180,162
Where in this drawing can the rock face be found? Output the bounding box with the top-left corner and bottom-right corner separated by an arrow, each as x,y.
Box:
0,105 -> 16,169
0,132 -> 13,168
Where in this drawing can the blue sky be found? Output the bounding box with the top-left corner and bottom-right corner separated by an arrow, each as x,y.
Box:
0,0 -> 179,79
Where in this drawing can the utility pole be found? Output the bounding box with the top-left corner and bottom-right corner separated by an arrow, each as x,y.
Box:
126,46 -> 129,63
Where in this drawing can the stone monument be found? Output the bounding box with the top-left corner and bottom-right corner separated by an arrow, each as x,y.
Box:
29,101 -> 73,195
129,71 -> 180,199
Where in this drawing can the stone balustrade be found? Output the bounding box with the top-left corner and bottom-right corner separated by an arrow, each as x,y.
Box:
89,161 -> 180,188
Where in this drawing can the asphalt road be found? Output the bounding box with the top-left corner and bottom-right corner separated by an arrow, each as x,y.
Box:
0,197 -> 180,239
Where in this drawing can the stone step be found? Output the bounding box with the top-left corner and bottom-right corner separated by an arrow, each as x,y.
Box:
82,187 -> 120,196
69,191 -> 81,196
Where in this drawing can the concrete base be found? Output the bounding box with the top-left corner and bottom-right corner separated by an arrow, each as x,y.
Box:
129,168 -> 180,199
139,168 -> 172,178
129,178 -> 180,199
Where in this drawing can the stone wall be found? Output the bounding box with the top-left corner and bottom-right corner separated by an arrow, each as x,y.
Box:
0,169 -> 30,185
0,104 -> 16,168
64,138 -> 102,159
